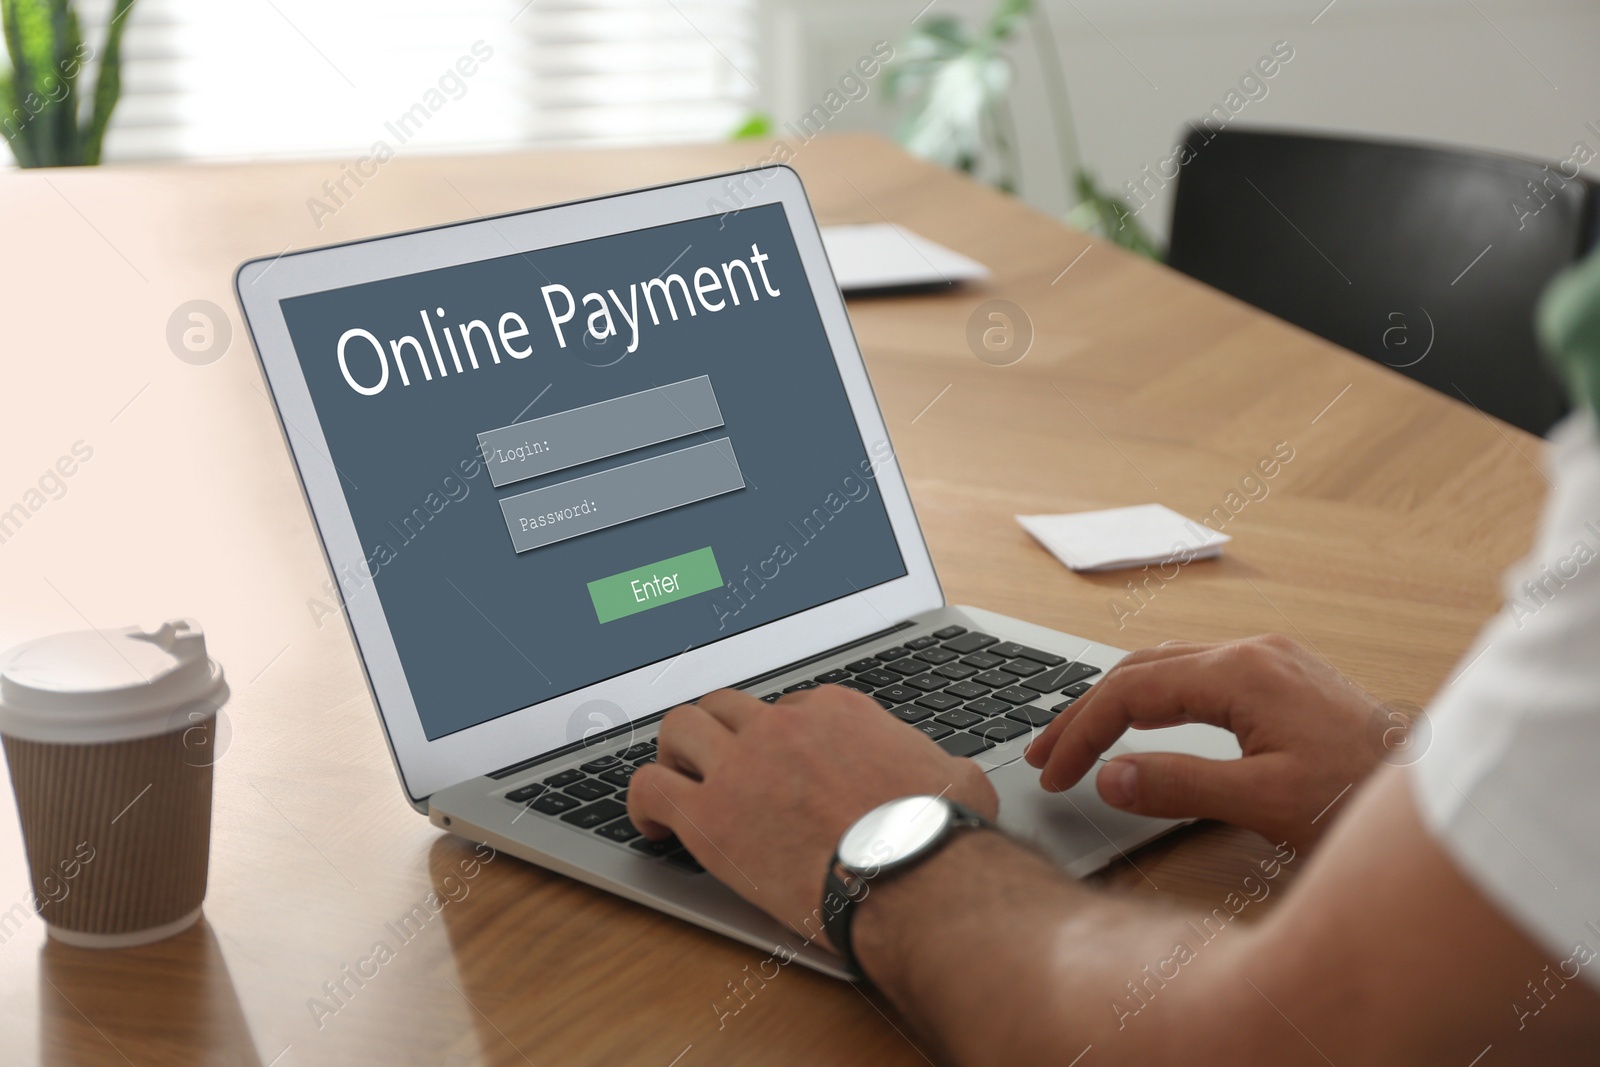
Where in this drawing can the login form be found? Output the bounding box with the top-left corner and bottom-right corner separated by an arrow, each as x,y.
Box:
280,203 -> 906,739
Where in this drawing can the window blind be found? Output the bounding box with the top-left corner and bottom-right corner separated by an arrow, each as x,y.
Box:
56,0 -> 756,162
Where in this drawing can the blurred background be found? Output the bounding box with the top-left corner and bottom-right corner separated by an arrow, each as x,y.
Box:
12,0 -> 1598,246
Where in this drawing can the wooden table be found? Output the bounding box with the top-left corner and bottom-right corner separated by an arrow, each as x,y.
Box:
0,134 -> 1546,1066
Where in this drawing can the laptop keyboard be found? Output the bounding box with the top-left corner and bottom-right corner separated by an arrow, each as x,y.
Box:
499,626 -> 1101,874
760,627 -> 1101,760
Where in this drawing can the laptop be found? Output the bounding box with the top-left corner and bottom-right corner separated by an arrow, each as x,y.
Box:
235,165 -> 1239,980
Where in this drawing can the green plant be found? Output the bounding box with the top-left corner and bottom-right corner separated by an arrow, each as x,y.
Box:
1,0 -> 136,167
1066,169 -> 1161,260
730,112 -> 774,140
886,0 -> 1161,259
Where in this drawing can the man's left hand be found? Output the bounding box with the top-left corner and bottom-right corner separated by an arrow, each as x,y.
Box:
627,685 -> 999,948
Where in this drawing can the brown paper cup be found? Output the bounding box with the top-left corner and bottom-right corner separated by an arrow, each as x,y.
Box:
4,721 -> 213,946
0,620 -> 226,948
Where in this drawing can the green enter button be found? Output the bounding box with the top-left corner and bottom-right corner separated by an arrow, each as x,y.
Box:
588,546 -> 723,624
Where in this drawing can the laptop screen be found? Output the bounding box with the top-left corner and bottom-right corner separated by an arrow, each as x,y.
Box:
278,202 -> 907,741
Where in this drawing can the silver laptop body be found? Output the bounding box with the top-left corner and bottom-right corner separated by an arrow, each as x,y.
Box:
237,166 -> 1238,981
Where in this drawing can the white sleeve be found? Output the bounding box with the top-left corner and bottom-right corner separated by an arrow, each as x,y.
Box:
1411,411 -> 1600,990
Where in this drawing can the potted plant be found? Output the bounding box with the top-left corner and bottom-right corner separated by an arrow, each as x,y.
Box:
1,0 -> 137,167
886,0 -> 1161,259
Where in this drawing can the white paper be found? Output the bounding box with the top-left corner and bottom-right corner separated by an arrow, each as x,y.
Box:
1017,504 -> 1230,573
820,223 -> 990,292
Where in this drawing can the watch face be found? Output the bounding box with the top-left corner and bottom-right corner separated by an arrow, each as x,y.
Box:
838,795 -> 953,873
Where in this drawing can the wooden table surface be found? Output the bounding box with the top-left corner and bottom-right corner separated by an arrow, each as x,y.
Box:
0,134 -> 1546,1066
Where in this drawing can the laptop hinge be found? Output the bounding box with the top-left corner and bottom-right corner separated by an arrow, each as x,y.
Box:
724,620 -> 913,694
485,620 -> 914,780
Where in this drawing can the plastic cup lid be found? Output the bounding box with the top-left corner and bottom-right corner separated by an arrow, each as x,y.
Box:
0,619 -> 228,744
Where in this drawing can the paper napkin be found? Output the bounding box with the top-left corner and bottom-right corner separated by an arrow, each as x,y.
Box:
1017,504 -> 1229,573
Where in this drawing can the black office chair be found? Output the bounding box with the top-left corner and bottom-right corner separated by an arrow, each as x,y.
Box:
1166,127 -> 1595,435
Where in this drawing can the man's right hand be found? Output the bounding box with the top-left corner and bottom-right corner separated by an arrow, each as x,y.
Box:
1024,634 -> 1389,851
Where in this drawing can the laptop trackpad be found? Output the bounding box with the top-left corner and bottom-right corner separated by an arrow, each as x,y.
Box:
989,757 -> 1183,876
987,723 -> 1239,874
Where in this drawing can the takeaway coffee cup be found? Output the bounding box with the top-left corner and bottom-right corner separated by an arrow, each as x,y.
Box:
0,619 -> 227,947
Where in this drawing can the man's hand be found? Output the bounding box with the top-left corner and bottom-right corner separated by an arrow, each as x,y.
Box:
627,685 -> 998,946
1025,634 -> 1384,851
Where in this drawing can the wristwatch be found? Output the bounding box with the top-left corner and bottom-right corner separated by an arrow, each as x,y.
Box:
821,795 -> 993,979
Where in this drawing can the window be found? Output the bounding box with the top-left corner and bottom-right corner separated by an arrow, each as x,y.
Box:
67,0 -> 756,161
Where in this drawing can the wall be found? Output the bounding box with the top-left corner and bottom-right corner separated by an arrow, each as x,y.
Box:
755,0 -> 1600,244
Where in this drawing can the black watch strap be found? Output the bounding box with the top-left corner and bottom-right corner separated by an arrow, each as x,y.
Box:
821,800 -> 990,981
822,865 -> 869,979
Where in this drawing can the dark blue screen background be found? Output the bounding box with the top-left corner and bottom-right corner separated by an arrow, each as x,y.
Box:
280,204 -> 906,739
